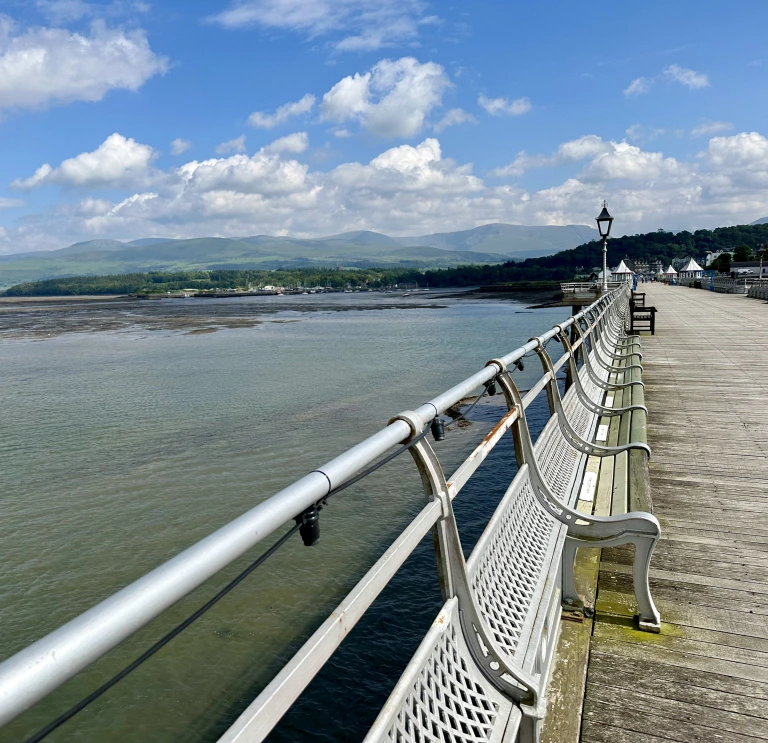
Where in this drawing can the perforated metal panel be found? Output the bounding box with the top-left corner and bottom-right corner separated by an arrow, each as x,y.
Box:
535,384 -> 596,507
366,600 -> 519,743
468,476 -> 558,660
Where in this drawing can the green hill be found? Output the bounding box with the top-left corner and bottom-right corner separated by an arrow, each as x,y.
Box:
8,222 -> 768,297
0,223 -> 596,290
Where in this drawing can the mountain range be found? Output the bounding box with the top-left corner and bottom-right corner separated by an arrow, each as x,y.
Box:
0,223 -> 596,290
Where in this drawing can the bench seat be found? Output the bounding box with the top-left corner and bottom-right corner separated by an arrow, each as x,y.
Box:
364,288 -> 659,743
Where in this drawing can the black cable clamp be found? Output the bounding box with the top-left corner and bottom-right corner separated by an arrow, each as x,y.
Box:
295,502 -> 323,546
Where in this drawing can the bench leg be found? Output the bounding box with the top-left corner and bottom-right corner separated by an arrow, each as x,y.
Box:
565,534 -> 660,632
517,709 -> 542,743
561,539 -> 583,613
633,535 -> 661,632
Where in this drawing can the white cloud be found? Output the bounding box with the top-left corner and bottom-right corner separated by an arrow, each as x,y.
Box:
663,64 -> 709,89
215,135 -> 247,154
170,138 -> 192,155
433,108 -> 476,133
691,120 -> 733,138
11,131 -> 768,253
248,93 -> 315,128
624,65 -> 709,98
0,18 -> 168,113
263,132 -> 309,154
478,94 -> 531,116
320,57 -> 450,138
582,141 -> 686,182
208,0 -> 433,52
333,128 -> 352,138
0,198 -> 24,208
12,133 -> 156,189
623,77 -> 652,97
491,135 -> 611,177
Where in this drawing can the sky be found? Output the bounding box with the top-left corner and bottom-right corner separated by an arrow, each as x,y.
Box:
1,0 -> 768,254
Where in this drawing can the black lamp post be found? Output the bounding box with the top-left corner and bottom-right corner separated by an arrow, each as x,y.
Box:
596,201 -> 614,292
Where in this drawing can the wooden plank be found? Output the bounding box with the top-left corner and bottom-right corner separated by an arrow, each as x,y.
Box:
588,649 -> 768,704
582,702 -> 765,743
585,686 -> 768,740
593,619 -> 768,666
580,286 -> 768,743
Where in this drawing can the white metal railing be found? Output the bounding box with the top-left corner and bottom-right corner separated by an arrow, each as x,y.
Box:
0,287 -> 630,741
560,281 -> 623,293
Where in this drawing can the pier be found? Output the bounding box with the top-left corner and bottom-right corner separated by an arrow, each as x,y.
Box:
1,284 -> 767,742
545,283 -> 768,742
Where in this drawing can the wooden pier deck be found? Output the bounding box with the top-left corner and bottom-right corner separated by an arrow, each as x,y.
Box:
578,285 -> 768,742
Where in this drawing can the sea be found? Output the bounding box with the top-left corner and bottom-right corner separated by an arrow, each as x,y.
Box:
0,292 -> 567,742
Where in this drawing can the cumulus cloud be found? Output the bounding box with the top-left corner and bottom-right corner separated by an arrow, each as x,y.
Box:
9,131 -> 768,253
170,138 -> 192,155
263,132 -> 309,154
215,135 -> 247,154
624,65 -> 709,98
208,0 -> 434,52
0,198 -> 24,208
663,64 -> 709,89
478,94 -> 531,116
320,57 -> 449,137
11,133 -> 156,189
433,108 -> 476,133
692,120 -> 733,137
248,93 -> 315,128
0,18 -> 168,113
491,135 -> 611,177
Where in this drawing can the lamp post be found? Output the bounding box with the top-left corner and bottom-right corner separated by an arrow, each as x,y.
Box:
758,242 -> 767,287
596,201 -> 614,293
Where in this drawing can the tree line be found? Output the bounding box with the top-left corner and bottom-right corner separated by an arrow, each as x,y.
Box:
6,222 -> 768,296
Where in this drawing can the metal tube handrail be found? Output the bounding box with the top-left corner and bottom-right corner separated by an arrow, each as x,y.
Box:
0,286 -> 627,729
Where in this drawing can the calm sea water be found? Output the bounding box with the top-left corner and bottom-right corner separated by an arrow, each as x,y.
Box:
0,293 -> 566,742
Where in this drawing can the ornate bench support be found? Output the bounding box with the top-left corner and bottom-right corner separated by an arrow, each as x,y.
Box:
554,327 -> 648,417
529,340 -> 651,459
390,410 -> 541,707
496,373 -> 661,632
574,321 -> 645,392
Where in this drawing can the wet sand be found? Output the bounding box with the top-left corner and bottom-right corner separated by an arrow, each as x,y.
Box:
0,295 -> 450,340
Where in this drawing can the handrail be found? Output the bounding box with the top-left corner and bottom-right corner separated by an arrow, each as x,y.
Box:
0,286 -> 630,733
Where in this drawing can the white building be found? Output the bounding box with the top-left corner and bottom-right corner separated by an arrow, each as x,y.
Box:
705,250 -> 732,266
677,257 -> 704,279
611,259 -> 634,284
660,264 -> 678,280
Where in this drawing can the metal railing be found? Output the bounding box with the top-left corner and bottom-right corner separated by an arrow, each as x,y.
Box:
0,287 -> 628,741
560,281 -> 623,293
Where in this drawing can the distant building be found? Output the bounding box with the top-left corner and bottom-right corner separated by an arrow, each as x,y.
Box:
660,264 -> 678,280
677,257 -> 704,279
634,259 -> 664,275
706,250 -> 733,266
611,259 -> 634,283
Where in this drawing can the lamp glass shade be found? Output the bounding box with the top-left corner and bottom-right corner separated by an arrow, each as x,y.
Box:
596,205 -> 613,238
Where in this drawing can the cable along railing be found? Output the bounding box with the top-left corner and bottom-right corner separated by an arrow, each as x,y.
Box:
0,284 -> 659,743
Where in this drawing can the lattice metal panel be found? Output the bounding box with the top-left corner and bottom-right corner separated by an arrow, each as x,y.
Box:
468,477 -> 558,658
534,382 -> 596,506
384,615 -> 504,743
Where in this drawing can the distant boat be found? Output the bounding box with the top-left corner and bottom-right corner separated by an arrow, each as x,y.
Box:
402,293 -> 411,297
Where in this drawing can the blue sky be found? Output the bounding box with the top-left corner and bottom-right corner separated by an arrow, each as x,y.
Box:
1,0 -> 767,253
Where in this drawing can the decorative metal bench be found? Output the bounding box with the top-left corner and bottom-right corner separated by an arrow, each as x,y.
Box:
365,293 -> 659,743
